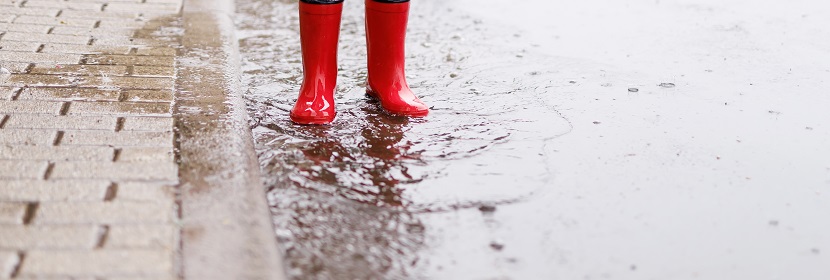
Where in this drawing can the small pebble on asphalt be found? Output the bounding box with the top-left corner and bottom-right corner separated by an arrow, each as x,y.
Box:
479,204 -> 497,213
490,241 -> 505,251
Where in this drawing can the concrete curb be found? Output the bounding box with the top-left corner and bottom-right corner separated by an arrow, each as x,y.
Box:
176,0 -> 286,278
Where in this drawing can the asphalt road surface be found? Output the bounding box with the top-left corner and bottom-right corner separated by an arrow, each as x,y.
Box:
236,0 -> 830,279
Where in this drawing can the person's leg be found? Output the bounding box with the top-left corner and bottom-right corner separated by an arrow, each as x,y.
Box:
365,0 -> 429,117
290,0 -> 344,125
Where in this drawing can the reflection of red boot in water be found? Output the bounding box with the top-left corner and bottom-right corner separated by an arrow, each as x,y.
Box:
290,1 -> 343,125
365,0 -> 429,117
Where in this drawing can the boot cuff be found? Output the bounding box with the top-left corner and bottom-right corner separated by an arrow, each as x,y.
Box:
366,0 -> 410,13
300,1 -> 344,15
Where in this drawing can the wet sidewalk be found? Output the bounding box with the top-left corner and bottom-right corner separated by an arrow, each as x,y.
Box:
1,0 -> 283,278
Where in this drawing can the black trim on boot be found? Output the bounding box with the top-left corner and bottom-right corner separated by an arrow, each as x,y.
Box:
300,0 -> 345,4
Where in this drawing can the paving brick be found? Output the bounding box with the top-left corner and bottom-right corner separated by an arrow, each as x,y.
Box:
0,146 -> 115,161
17,87 -> 120,102
58,0 -> 145,3
50,161 -> 177,180
67,101 -> 171,116
0,13 -> 16,23
135,47 -> 176,56
95,20 -> 148,30
4,115 -> 117,130
0,41 -> 41,52
6,75 -> 173,90
145,0 -> 184,4
17,250 -> 173,276
12,15 -> 97,28
0,129 -> 56,145
0,160 -> 47,179
107,225 -> 175,249
108,277 -> 177,280
0,100 -> 63,114
132,66 -> 175,77
93,37 -> 177,47
122,117 -> 173,132
122,89 -> 173,102
0,202 -> 28,224
0,87 -> 20,99
59,10 -> 143,19
14,276 -> 97,280
1,250 -> 20,278
0,62 -> 31,74
115,182 -> 175,202
0,7 -> 60,17
61,130 -> 172,146
0,52 -> 82,64
4,74 -> 77,87
2,32 -> 90,45
84,55 -> 175,67
105,2 -> 181,13
50,26 -> 136,37
23,0 -> 104,10
30,64 -> 129,76
118,147 -> 174,163
104,76 -> 174,90
74,76 -> 174,90
0,180 -> 110,202
33,201 -> 174,224
0,22 -> 51,33
41,44 -> 131,55
0,226 -> 98,249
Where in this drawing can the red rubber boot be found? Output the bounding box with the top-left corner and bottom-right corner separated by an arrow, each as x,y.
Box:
365,0 -> 429,117
290,2 -> 343,125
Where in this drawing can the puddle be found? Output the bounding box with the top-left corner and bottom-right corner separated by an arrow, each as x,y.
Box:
237,0 -> 576,278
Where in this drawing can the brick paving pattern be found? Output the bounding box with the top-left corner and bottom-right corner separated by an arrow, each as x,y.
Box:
1,0 -> 183,278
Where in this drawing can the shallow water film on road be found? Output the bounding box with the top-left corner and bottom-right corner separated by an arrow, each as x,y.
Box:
237,0 -> 830,279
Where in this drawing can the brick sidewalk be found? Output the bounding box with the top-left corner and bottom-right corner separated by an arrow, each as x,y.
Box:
1,0 -> 184,278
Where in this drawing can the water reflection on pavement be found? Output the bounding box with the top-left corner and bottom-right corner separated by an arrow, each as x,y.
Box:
239,0 -> 830,279
237,0 -> 569,278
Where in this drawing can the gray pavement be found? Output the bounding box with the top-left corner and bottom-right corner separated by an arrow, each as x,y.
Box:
1,0 -> 284,278
236,0 -> 830,279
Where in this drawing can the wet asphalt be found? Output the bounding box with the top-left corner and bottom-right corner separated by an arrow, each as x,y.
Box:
236,0 -> 830,279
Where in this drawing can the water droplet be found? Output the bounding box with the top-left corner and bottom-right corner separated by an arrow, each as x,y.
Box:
628,88 -> 639,92
490,240 -> 505,251
478,204 -> 497,213
658,82 -> 675,88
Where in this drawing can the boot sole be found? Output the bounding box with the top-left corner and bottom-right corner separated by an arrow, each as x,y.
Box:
365,90 -> 429,117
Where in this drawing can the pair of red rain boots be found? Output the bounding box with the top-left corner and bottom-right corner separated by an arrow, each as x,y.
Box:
289,0 -> 429,125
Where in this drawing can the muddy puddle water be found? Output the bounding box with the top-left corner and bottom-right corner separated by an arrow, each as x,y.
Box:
236,0 -> 571,278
